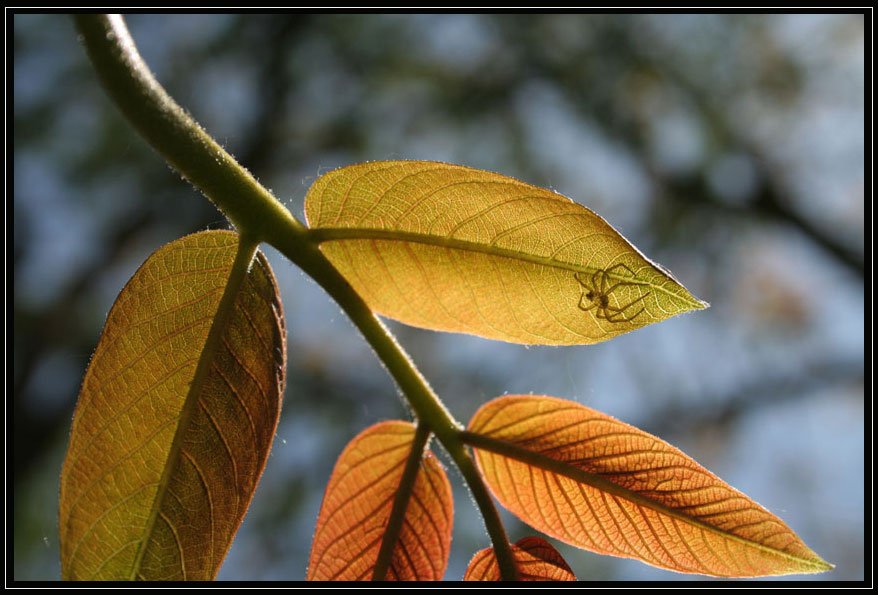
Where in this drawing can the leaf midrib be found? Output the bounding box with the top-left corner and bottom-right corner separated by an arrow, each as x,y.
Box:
128,236 -> 258,581
309,227 -> 697,306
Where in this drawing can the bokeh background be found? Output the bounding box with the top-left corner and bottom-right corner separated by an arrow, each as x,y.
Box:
12,13 -> 865,582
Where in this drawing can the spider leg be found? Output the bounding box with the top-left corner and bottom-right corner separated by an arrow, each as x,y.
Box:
578,294 -> 598,312
588,269 -> 600,292
604,279 -> 648,295
604,306 -> 645,323
605,262 -> 638,278
613,292 -> 649,313
574,271 -> 589,288
603,263 -> 648,295
603,293 -> 650,322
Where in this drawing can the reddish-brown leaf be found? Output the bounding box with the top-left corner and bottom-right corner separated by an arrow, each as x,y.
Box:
307,421 -> 453,581
464,536 -> 576,581
466,395 -> 833,577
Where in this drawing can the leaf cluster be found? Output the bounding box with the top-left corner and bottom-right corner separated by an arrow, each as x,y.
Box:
57,15 -> 832,583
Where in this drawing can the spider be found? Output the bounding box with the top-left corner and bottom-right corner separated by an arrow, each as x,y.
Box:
574,263 -> 651,323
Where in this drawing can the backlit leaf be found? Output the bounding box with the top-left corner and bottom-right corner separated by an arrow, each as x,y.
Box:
464,536 -> 576,581
307,421 -> 453,581
59,231 -> 286,580
466,395 -> 832,577
305,160 -> 706,345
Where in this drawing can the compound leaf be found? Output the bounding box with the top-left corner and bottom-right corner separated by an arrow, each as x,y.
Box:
59,231 -> 286,580
307,421 -> 453,581
305,160 -> 706,345
466,395 -> 833,577
464,536 -> 576,581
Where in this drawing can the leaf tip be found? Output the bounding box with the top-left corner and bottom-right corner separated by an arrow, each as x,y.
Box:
678,288 -> 709,312
808,556 -> 835,574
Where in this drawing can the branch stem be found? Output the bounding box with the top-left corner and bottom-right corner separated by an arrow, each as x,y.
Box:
72,14 -> 305,241
74,13 -> 517,581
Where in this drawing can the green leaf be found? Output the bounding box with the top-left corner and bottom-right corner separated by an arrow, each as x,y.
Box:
305,160 -> 707,345
59,230 -> 286,580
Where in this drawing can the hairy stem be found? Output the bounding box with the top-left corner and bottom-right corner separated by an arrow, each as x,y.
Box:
72,14 -> 304,242
267,232 -> 518,580
74,13 -> 517,581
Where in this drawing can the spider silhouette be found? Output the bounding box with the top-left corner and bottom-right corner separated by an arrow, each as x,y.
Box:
574,263 -> 650,323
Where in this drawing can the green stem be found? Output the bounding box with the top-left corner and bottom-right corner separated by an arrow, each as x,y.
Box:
72,14 -> 303,241
74,14 -> 518,581
267,232 -> 519,580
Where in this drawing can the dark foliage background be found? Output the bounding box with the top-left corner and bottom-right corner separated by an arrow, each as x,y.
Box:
12,13 -> 864,581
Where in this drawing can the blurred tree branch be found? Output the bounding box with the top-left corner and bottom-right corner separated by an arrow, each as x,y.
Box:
13,15 -> 306,479
525,16 -> 864,278
642,355 -> 863,437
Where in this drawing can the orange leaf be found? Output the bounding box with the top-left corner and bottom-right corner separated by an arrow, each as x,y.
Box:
464,536 -> 576,581
466,395 -> 833,577
59,231 -> 286,580
307,421 -> 453,581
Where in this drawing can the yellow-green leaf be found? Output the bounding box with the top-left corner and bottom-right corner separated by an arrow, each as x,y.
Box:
59,230 -> 286,580
466,395 -> 833,577
305,160 -> 706,345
